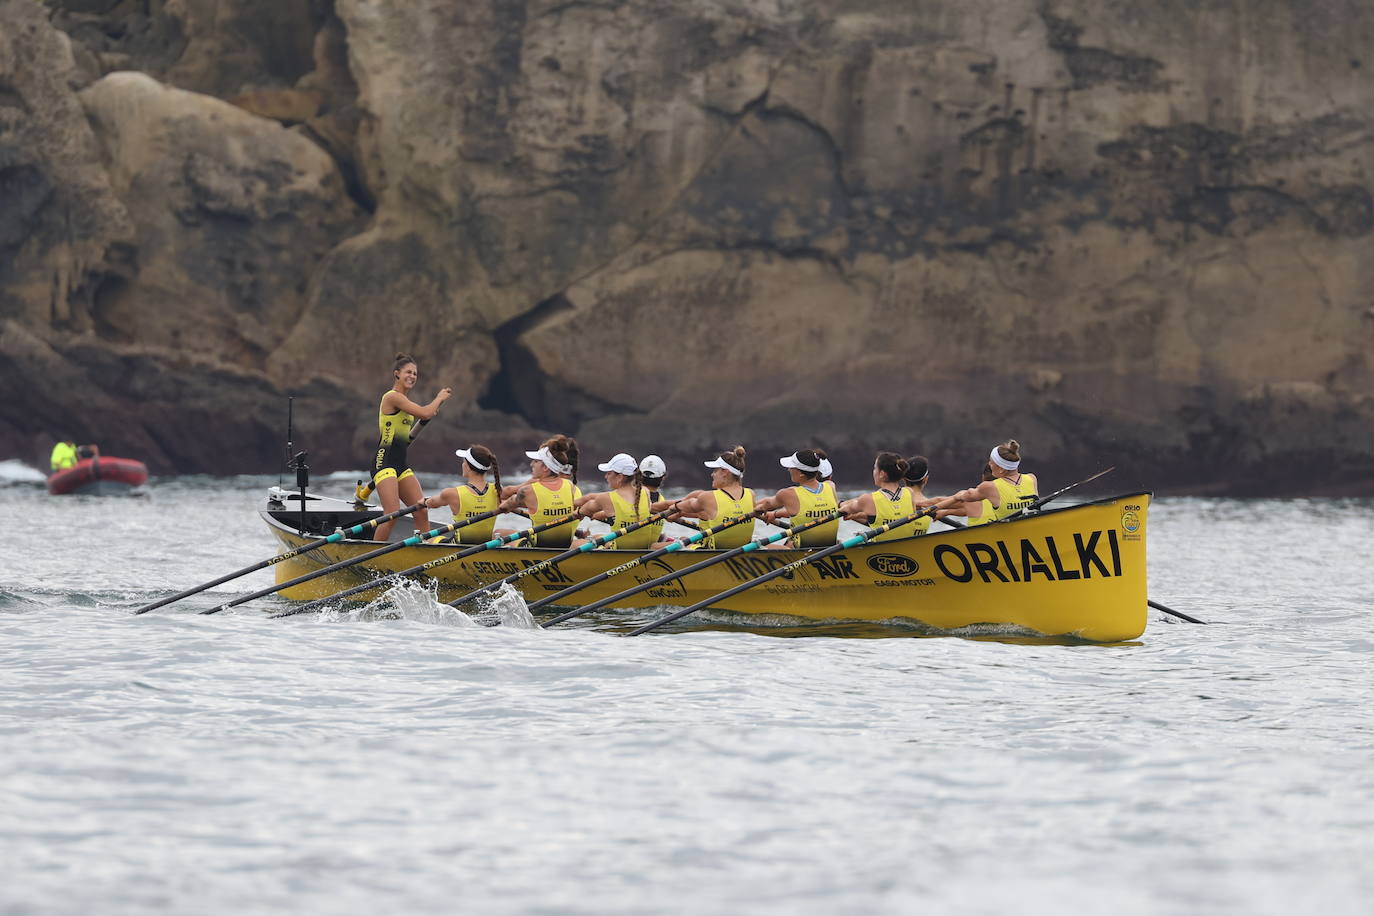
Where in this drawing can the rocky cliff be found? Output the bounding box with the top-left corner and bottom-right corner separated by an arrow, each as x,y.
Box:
3,0 -> 1371,494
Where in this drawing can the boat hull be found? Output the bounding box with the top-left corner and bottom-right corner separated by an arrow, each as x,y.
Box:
47,457 -> 148,495
262,492 -> 1151,641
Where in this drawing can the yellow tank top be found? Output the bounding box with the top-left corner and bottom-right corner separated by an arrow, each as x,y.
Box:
377,394 -> 415,446
451,482 -> 500,544
606,488 -> 659,549
870,487 -> 930,541
991,472 -> 1039,520
698,487 -> 756,550
966,499 -> 995,526
790,482 -> 839,547
529,478 -> 582,547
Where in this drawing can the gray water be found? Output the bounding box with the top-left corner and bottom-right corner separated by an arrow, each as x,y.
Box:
2,466 -> 1371,914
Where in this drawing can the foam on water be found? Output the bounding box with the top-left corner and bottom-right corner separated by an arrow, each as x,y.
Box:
0,459 -> 46,484
318,579 -> 481,627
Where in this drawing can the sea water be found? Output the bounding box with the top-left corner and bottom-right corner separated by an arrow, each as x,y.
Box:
1,470 -> 1371,914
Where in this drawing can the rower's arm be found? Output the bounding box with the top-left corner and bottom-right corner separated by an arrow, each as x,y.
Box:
838,492 -> 876,521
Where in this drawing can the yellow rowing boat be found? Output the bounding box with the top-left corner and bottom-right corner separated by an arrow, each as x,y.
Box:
260,490 -> 1151,641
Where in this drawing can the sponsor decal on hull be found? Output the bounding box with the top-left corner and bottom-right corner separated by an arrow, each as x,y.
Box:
932,529 -> 1123,584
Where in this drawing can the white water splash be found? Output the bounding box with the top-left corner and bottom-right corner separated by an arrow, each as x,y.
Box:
320,579 -> 481,627
481,583 -> 538,629
0,459 -> 46,484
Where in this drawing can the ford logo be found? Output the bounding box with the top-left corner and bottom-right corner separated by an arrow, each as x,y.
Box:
866,554 -> 919,577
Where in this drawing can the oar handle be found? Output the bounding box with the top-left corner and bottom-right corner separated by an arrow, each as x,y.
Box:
529,509 -> 763,615
447,506 -> 679,607
544,510 -> 843,627
626,506 -> 938,636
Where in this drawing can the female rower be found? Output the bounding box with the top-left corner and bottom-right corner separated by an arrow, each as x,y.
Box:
670,446 -> 756,549
839,453 -> 936,540
575,453 -> 662,548
947,440 -> 1039,523
497,435 -> 583,548
423,446 -> 502,544
639,455 -> 668,504
371,353 -> 452,541
753,449 -> 840,547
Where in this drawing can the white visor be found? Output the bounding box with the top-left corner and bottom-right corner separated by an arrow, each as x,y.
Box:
779,452 -> 821,473
455,448 -> 489,471
818,458 -> 833,479
989,447 -> 1020,471
526,447 -> 571,476
703,456 -> 744,477
597,453 -> 638,476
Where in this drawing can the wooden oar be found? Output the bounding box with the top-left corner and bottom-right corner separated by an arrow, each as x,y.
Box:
1149,599 -> 1206,624
132,501 -> 428,616
626,505 -> 940,636
200,509 -> 500,615
269,516 -> 579,619
355,417 -> 432,502
525,510 -> 765,615
542,511 -> 844,628
444,505 -> 681,608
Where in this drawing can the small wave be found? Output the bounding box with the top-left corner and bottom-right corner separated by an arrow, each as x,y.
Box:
0,459 -> 46,484
478,583 -> 538,629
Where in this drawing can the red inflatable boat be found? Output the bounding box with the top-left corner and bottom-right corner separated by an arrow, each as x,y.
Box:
47,457 -> 149,495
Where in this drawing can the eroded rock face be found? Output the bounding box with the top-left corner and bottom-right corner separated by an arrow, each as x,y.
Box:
4,0 -> 1373,491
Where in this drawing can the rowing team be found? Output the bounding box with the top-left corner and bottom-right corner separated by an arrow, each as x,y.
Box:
365,353 -> 1037,547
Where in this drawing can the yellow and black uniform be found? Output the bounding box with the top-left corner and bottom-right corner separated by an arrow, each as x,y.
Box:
528,478 -> 583,548
451,483 -> 500,544
789,482 -> 839,547
697,487 -> 755,549
607,489 -> 660,549
966,497 -> 995,527
50,442 -> 77,472
372,396 -> 416,485
991,473 -> 1039,521
869,486 -> 930,542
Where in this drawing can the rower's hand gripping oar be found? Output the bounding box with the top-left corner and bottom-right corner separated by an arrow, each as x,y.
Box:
525,509 -> 766,615
542,510 -> 844,628
201,509 -> 500,615
444,505 -> 682,608
132,501 -> 429,616
627,504 -> 941,636
997,466 -> 1116,522
356,418 -> 431,503
270,516 -> 581,619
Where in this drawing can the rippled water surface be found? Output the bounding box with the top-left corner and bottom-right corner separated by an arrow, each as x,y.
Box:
3,471 -> 1372,914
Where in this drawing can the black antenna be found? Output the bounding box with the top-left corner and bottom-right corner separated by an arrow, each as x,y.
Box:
280,396 -> 294,488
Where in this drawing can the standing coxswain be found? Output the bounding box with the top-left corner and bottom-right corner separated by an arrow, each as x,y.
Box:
370,353 -> 452,541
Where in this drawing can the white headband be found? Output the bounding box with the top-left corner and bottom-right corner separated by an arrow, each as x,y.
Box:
526,446 -> 571,476
819,458 -> 833,479
989,447 -> 1020,471
455,448 -> 489,471
704,456 -> 744,477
